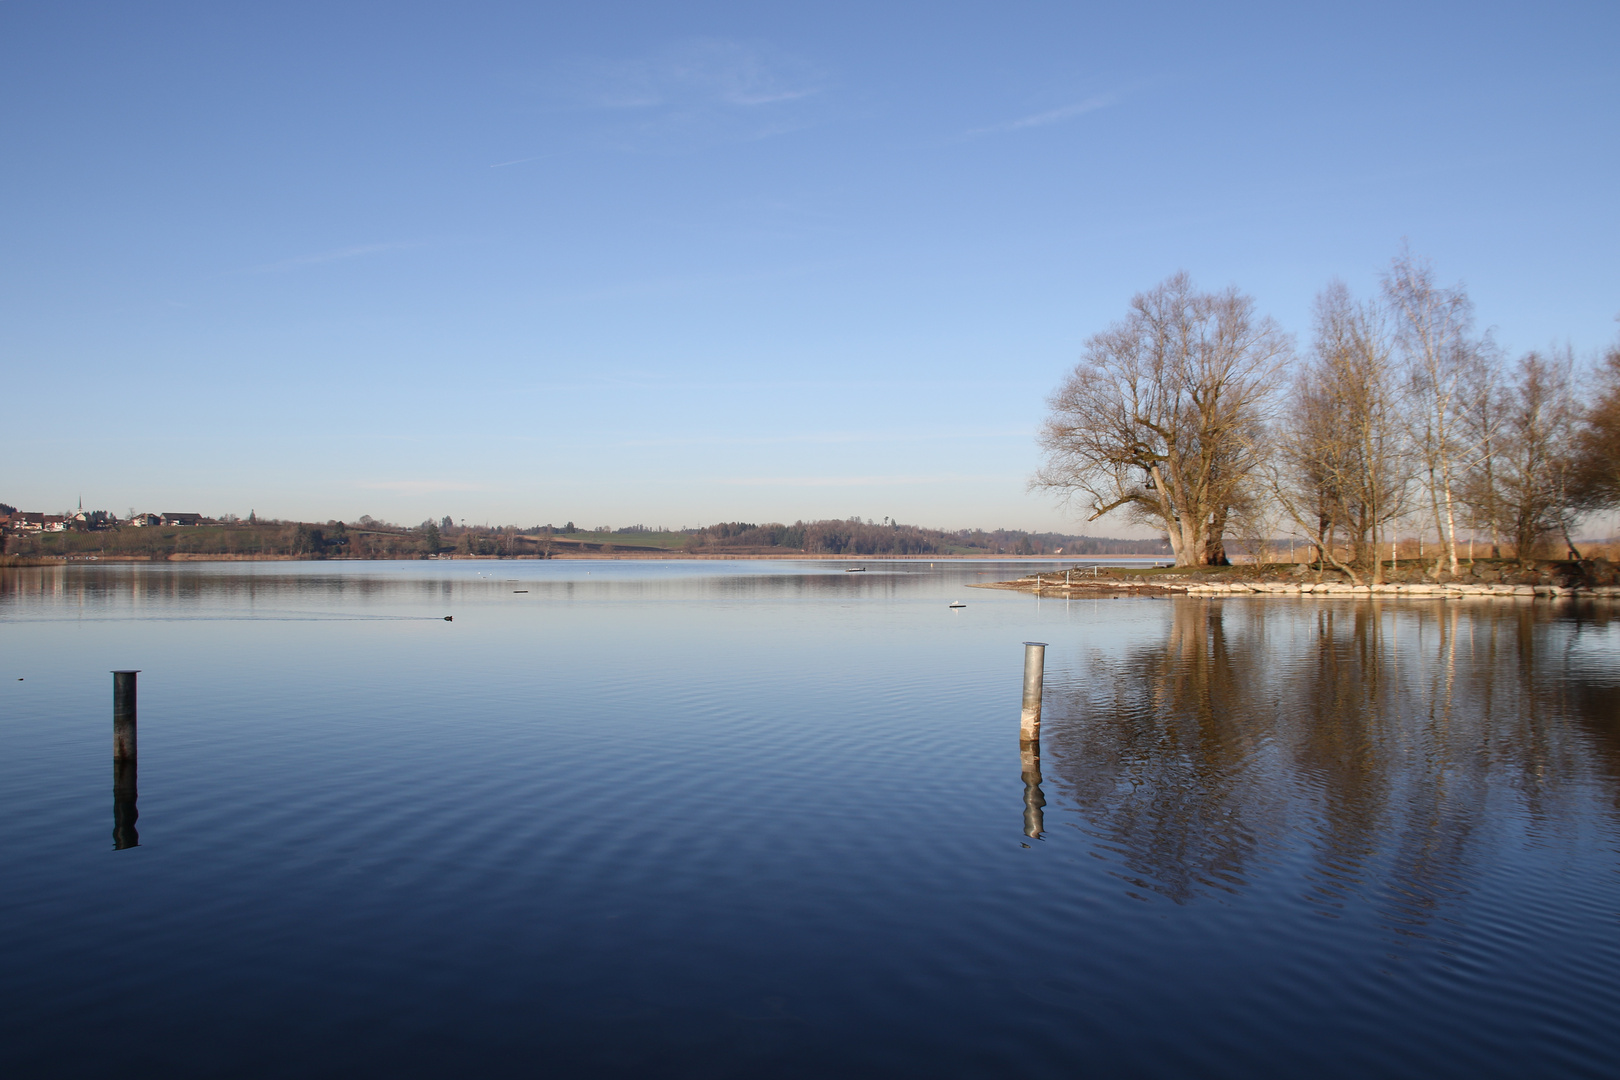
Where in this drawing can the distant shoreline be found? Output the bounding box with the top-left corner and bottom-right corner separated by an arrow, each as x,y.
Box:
2,516 -> 1171,563
1,552 -> 1171,568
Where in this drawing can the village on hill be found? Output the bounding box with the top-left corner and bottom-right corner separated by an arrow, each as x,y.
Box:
1,506 -> 205,534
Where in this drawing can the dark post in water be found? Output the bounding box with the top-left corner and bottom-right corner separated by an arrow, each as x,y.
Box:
113,670 -> 139,761
113,670 -> 139,849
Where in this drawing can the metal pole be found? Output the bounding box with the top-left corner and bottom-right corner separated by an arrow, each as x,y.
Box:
113,670 -> 139,762
1020,642 -> 1046,741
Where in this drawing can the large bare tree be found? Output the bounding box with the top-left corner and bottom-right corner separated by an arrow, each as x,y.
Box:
1272,281 -> 1408,584
1036,273 -> 1292,566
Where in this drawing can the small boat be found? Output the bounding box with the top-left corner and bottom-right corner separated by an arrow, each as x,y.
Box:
513,590 -> 528,593
846,567 -> 866,572
949,601 -> 966,609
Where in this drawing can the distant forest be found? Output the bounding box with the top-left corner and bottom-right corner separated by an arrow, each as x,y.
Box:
2,514 -> 1169,560
679,519 -> 1164,556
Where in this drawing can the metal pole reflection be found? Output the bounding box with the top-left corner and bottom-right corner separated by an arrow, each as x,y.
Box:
1021,734 -> 1045,839
113,758 -> 138,850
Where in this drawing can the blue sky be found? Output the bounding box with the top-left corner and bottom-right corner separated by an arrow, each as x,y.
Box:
3,1 -> 1616,532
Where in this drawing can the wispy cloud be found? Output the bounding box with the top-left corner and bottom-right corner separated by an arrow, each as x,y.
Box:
526,39 -> 828,154
360,480 -> 485,495
506,375 -> 1046,395
490,155 -> 544,169
967,93 -> 1118,137
565,39 -> 824,111
246,242 -> 419,274
718,473 -> 1018,488
616,429 -> 1029,448
489,150 -> 579,168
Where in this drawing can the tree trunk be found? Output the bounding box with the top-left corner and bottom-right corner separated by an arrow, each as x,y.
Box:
1561,522 -> 1582,562
1428,471 -> 1446,577
1441,471 -> 1460,575
1202,508 -> 1230,565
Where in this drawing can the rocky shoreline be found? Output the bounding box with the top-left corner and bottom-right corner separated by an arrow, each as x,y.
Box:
975,568 -> 1620,600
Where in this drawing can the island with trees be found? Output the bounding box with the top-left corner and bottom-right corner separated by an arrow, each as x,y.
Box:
1033,249 -> 1620,590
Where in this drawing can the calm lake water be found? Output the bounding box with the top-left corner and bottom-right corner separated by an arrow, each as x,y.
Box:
2,560 -> 1618,1078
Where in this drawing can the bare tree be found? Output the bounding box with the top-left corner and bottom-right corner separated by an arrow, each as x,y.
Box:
1271,282 -> 1408,584
1455,343 -> 1508,558
1385,249 -> 1477,576
1571,329 -> 1620,513
1036,273 -> 1292,566
1495,349 -> 1581,561
1274,344 -> 1360,580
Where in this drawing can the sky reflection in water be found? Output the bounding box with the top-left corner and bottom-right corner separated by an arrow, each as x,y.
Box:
1,561 -> 1617,1078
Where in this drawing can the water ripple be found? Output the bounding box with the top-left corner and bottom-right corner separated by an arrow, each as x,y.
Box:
0,564 -> 1617,1076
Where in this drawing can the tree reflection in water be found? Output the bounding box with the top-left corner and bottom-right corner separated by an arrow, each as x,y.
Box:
1040,598 -> 1620,923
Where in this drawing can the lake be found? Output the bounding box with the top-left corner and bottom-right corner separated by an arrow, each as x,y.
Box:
2,560 -> 1617,1078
